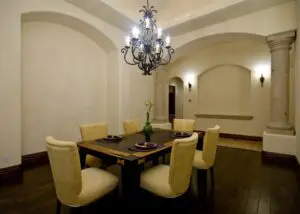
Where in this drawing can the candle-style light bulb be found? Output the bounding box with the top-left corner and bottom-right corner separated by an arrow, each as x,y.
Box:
145,18 -> 150,29
139,43 -> 144,52
157,28 -> 162,39
125,36 -> 131,47
165,36 -> 171,46
132,27 -> 140,39
155,43 -> 160,53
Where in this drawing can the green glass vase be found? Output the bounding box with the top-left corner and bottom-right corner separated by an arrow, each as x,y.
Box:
143,112 -> 153,142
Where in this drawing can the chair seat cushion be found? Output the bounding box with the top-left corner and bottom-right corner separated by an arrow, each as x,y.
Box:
74,168 -> 118,206
86,155 -> 102,168
140,165 -> 181,198
193,150 -> 210,169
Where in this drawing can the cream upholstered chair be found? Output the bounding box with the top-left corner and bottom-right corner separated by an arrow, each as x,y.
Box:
123,119 -> 142,135
79,123 -> 108,168
140,133 -> 198,198
193,125 -> 220,191
46,136 -> 118,214
173,119 -> 195,132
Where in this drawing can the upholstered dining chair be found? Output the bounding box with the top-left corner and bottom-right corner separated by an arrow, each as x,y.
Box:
193,125 -> 220,194
123,119 -> 142,135
173,119 -> 195,132
46,136 -> 119,214
140,133 -> 198,198
79,123 -> 108,168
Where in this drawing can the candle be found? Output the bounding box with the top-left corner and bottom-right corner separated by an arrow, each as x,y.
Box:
155,43 -> 160,53
125,36 -> 131,47
165,36 -> 171,46
145,18 -> 150,29
132,27 -> 140,39
157,28 -> 162,39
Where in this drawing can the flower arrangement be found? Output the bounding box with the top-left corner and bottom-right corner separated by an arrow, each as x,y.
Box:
145,100 -> 154,121
144,100 -> 154,142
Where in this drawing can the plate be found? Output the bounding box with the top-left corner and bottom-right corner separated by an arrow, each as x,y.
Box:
134,142 -> 157,150
174,132 -> 192,138
103,135 -> 123,142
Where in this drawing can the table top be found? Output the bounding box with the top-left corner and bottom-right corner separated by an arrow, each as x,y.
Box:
77,129 -> 177,162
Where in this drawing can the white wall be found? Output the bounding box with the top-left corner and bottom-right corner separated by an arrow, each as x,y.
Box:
120,66 -> 155,131
21,21 -> 107,155
167,40 -> 272,136
295,0 -> 300,163
0,0 -> 154,169
173,1 -> 297,51
0,2 -> 22,168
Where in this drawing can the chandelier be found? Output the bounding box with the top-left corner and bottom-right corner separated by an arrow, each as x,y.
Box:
121,0 -> 175,75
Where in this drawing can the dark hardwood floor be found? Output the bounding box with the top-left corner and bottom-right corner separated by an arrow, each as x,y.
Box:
0,147 -> 299,214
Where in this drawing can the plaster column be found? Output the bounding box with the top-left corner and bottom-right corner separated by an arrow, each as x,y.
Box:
266,30 -> 296,135
153,70 -> 168,122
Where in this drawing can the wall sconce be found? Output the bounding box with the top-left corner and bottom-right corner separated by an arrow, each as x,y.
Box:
260,74 -> 265,87
188,82 -> 192,91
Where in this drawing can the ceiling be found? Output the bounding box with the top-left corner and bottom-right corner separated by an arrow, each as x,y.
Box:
101,0 -> 218,26
67,0 -> 293,36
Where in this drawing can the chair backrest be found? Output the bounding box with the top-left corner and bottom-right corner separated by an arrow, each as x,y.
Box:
79,122 -> 108,141
173,119 -> 195,132
169,133 -> 198,195
123,119 -> 141,134
46,136 -> 82,204
202,125 -> 220,167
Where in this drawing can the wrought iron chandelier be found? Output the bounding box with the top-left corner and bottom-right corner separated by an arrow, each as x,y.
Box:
121,0 -> 175,75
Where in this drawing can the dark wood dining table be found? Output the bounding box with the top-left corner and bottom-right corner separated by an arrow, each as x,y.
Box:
77,129 -> 203,202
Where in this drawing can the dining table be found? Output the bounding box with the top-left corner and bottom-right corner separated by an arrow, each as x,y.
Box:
77,129 -> 203,203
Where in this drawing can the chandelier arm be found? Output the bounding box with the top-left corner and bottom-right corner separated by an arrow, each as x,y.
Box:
159,48 -> 174,65
121,48 -> 138,65
131,45 -> 142,62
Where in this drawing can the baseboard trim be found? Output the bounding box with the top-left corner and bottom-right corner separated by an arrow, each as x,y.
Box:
195,130 -> 262,141
262,151 -> 298,167
22,151 -> 49,169
0,151 -> 49,186
0,165 -> 22,185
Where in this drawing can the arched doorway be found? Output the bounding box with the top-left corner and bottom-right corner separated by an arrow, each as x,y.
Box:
168,77 -> 184,124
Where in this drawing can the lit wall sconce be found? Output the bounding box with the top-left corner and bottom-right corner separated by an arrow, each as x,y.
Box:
260,74 -> 265,87
188,82 -> 192,91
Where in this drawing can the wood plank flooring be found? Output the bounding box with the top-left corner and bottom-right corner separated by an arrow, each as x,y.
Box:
0,147 -> 299,214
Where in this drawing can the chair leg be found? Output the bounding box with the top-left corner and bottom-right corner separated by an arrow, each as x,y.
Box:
72,206 -> 84,214
56,199 -> 61,214
197,169 -> 207,198
210,167 -> 215,188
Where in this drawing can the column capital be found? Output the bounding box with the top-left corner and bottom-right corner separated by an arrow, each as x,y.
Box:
266,30 -> 296,51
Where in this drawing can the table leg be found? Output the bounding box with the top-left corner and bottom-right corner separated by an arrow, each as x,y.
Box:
78,148 -> 87,169
121,163 -> 141,209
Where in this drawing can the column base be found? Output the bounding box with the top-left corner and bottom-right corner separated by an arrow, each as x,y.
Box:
263,131 -> 296,155
266,122 -> 294,135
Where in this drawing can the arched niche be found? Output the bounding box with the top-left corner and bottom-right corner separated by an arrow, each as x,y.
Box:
20,11 -> 120,155
197,64 -> 252,116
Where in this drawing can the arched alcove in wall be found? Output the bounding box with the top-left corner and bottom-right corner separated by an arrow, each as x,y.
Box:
162,32 -> 272,136
197,64 -> 251,115
168,76 -> 184,123
21,11 -> 119,155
